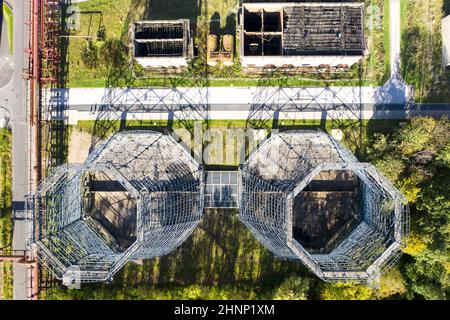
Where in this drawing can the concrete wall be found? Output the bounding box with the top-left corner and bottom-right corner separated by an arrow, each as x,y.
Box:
135,57 -> 188,68
241,55 -> 363,68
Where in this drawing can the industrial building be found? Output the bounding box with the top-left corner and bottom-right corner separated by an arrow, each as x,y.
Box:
131,20 -> 193,68
239,2 -> 365,69
27,129 -> 408,284
239,131 -> 409,282
27,131 -> 204,283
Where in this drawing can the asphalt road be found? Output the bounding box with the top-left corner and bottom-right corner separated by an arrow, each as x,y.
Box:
0,0 -> 30,300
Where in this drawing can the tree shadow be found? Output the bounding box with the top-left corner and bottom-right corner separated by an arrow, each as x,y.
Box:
210,12 -> 221,36
444,1 -> 450,15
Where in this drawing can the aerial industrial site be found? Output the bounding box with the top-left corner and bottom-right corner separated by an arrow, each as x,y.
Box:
0,0 -> 449,303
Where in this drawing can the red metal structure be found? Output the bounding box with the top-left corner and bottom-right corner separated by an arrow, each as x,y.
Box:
20,0 -> 62,299
39,0 -> 60,84
29,0 -> 60,124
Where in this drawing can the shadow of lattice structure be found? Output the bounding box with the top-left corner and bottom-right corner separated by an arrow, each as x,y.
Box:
239,130 -> 409,282
27,131 -> 204,283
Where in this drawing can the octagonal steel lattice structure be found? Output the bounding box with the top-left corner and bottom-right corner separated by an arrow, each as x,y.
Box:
27,131 -> 204,283
239,130 -> 409,282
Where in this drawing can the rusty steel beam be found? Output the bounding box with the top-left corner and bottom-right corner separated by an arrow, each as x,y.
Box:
0,256 -> 27,262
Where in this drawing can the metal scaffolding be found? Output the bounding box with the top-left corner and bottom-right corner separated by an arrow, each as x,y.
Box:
241,3 -> 365,57
239,130 -> 409,282
27,131 -> 204,283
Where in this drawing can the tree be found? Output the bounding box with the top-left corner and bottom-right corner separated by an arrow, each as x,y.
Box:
320,283 -> 372,300
273,276 -> 310,300
403,230 -> 427,256
416,171 -> 450,248
81,41 -> 100,69
373,156 -> 406,183
405,249 -> 449,300
398,177 -> 421,204
436,142 -> 450,168
373,268 -> 407,299
367,133 -> 393,159
397,117 -> 436,156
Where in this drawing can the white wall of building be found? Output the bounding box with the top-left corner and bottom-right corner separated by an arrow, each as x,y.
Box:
241,55 -> 364,68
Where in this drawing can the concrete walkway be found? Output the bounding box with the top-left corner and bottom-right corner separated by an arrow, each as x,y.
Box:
47,81 -> 418,124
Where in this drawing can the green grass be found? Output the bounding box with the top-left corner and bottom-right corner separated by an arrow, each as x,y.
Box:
72,76 -> 380,88
0,128 -> 13,300
400,0 -> 450,102
383,0 -> 390,78
2,2 -> 13,54
73,118 -> 402,164
400,0 -> 408,35
42,211 -> 315,300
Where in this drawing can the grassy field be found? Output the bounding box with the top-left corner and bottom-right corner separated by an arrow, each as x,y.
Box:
63,0 -> 390,88
42,211 -> 314,300
383,0 -> 390,79
41,209 -> 397,300
401,0 -> 450,102
0,129 -> 12,300
71,118 -> 402,167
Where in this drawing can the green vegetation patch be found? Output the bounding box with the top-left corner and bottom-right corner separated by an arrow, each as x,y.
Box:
0,128 -> 12,300
401,0 -> 450,102
2,1 -> 13,54
367,116 -> 450,299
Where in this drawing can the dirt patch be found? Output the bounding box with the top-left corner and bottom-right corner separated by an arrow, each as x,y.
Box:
68,129 -> 92,163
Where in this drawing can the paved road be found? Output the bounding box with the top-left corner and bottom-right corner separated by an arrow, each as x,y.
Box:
48,85 -> 413,106
0,0 -> 31,300
0,0 -> 14,87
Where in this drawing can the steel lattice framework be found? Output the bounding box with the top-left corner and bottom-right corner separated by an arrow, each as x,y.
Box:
27,131 -> 204,283
239,130 -> 409,282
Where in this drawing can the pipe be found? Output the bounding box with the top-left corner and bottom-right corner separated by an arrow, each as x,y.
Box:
31,0 -> 39,127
